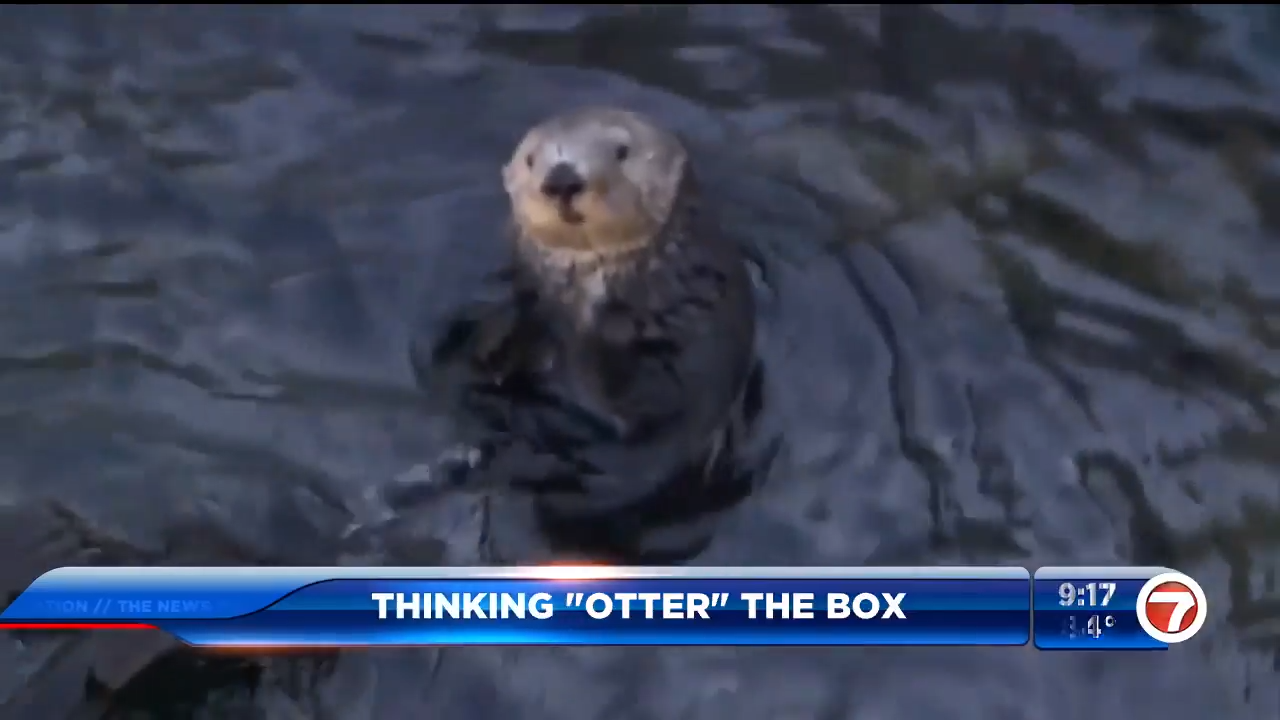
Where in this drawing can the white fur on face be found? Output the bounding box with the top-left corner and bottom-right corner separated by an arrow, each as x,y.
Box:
503,108 -> 687,255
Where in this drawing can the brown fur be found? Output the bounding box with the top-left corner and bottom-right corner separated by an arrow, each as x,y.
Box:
500,107 -> 755,443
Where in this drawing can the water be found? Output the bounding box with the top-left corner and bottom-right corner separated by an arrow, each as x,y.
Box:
0,5 -> 1277,718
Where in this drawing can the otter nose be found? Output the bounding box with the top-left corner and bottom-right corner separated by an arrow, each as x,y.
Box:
540,163 -> 585,202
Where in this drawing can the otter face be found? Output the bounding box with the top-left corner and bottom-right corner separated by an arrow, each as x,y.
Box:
503,108 -> 688,255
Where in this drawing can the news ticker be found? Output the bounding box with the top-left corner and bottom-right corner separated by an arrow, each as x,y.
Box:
0,566 -> 1207,649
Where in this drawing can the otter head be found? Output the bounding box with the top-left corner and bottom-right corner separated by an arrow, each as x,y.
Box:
503,107 -> 688,257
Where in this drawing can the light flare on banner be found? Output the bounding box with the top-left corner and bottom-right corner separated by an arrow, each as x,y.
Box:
1,566 -> 1029,647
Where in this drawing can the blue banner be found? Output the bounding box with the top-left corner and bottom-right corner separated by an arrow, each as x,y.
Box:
2,566 -> 1030,647
1033,566 -> 1203,650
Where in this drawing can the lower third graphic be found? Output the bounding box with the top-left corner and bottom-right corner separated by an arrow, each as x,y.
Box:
1135,571 -> 1207,644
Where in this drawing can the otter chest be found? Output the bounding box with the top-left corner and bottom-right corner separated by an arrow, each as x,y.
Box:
525,247 -> 628,330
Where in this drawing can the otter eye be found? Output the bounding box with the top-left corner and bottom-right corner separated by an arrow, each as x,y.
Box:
525,153 -> 534,169
615,144 -> 630,161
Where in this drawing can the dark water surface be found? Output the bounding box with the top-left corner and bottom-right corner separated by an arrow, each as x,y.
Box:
1,4 -> 1278,718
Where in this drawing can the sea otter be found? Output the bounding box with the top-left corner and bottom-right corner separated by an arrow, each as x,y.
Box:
406,107 -> 761,558
497,107 -> 756,442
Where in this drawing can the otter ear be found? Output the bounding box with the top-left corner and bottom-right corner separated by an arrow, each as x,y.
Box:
501,162 -> 516,193
651,149 -> 688,209
658,130 -> 688,175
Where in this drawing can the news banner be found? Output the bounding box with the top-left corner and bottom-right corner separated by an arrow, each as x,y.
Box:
0,566 -> 1207,650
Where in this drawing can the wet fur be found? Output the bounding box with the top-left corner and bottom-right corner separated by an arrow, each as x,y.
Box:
407,109 -> 763,560
500,110 -> 756,442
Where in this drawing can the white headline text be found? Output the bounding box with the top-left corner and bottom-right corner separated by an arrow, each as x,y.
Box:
369,592 -> 908,621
